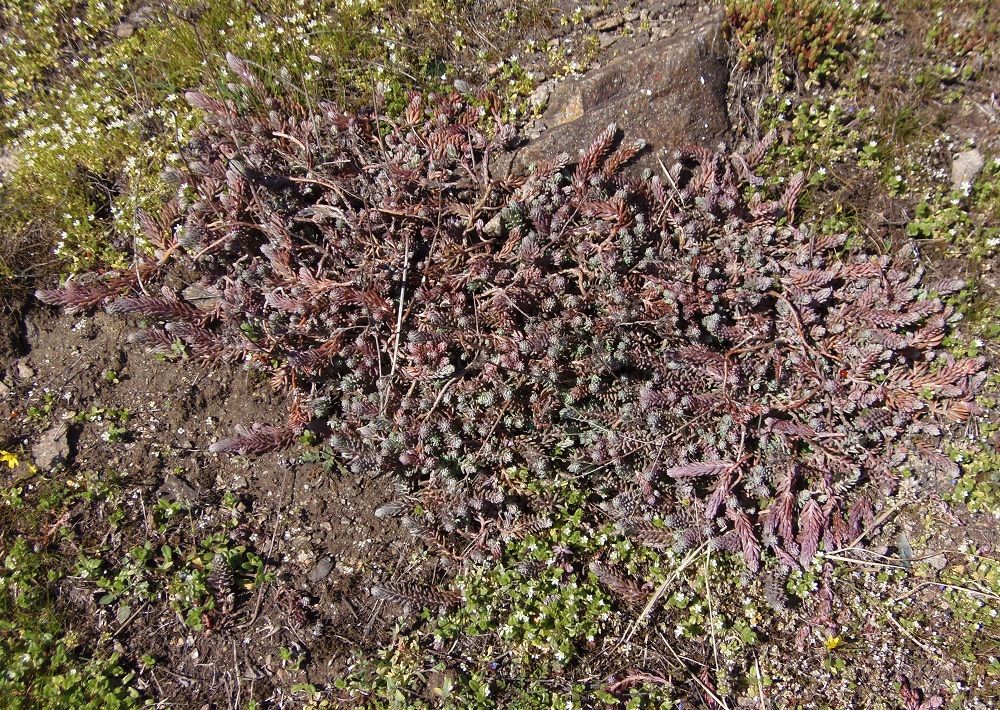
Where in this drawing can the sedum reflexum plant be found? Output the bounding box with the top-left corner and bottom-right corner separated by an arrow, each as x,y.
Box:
38,59 -> 983,588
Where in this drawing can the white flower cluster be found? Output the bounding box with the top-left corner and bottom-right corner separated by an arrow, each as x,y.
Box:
3,0 -> 411,265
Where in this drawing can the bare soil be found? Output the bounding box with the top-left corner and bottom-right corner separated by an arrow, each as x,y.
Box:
1,305 -> 414,704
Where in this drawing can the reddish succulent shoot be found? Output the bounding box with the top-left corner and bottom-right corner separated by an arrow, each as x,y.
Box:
37,59 -> 983,580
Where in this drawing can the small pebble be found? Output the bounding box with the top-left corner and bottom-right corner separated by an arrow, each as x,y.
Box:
16,360 -> 34,380
308,556 -> 335,582
593,15 -> 624,31
951,149 -> 985,191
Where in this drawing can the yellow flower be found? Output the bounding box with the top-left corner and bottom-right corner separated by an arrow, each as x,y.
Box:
0,450 -> 18,469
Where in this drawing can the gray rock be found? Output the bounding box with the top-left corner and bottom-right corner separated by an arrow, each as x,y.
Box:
483,213 -> 503,237
528,82 -> 552,113
648,0 -> 686,22
127,3 -> 158,25
525,119 -> 548,140
307,556 -> 335,582
22,315 -> 43,344
181,283 -> 223,312
498,10 -> 729,177
0,380 -> 11,400
157,473 -> 199,504
33,423 -> 70,470
951,149 -> 985,191
115,22 -> 134,38
926,553 -> 948,571
599,33 -> 619,49
0,148 -> 18,184
16,360 -> 34,380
